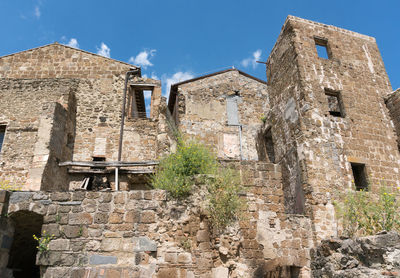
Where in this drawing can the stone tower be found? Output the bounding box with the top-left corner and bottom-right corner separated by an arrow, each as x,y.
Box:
266,16 -> 400,239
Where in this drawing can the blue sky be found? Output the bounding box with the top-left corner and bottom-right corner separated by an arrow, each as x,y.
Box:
1,0 -> 399,97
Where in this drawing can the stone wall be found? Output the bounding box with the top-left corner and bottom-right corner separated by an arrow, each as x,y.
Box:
0,161 -> 313,278
0,43 -> 132,165
171,69 -> 269,161
385,88 -> 400,152
311,231 -> 400,277
0,79 -> 77,190
266,15 -> 400,240
0,44 -> 173,191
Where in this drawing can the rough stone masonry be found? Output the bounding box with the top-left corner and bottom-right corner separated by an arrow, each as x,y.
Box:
0,15 -> 400,277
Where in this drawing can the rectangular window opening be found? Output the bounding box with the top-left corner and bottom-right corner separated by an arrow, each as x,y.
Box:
314,37 -> 330,59
143,90 -> 152,118
351,163 -> 368,191
129,88 -> 151,119
325,89 -> 344,117
0,125 -> 6,153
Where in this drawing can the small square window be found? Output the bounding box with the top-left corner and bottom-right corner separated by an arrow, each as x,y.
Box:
0,125 -> 6,153
351,163 -> 368,191
314,37 -> 330,59
325,89 -> 345,117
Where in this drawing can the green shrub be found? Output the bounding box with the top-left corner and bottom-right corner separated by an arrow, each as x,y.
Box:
151,138 -> 245,231
207,168 -> 246,231
152,139 -> 217,198
334,186 -> 400,237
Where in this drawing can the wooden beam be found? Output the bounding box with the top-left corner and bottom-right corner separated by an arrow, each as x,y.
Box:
68,169 -> 155,174
130,83 -> 157,88
59,161 -> 159,167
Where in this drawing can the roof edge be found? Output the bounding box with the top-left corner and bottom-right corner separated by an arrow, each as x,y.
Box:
0,42 -> 140,69
171,68 -> 267,88
167,68 -> 267,112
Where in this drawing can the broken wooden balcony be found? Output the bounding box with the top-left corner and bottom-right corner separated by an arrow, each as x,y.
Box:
59,160 -> 159,175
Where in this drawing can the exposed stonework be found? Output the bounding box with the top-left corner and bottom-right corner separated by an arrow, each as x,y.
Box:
311,231 -> 400,277
385,88 -> 400,152
0,44 -> 172,191
169,69 -> 268,161
0,162 -> 312,277
0,15 -> 399,278
0,78 -> 77,190
266,15 -> 400,240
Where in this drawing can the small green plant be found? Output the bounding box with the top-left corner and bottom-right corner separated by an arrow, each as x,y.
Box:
78,225 -> 83,236
207,168 -> 246,231
55,214 -> 61,223
180,237 -> 192,251
0,180 -> 22,191
334,185 -> 400,237
260,114 -> 267,124
33,231 -> 55,254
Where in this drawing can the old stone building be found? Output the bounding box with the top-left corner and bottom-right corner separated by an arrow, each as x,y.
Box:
168,69 -> 268,160
0,43 -> 172,192
0,15 -> 399,277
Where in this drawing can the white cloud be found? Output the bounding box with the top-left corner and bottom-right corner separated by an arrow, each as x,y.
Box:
34,6 -> 41,19
129,49 -> 156,69
142,72 -> 159,80
66,38 -> 79,49
162,71 -> 194,99
143,90 -> 152,100
96,43 -> 111,58
241,49 -> 262,69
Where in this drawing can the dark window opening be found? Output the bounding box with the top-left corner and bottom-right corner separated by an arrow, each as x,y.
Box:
325,89 -> 345,117
91,157 -> 106,170
8,211 -> 43,278
314,37 -> 330,59
290,266 -> 301,278
351,163 -> 368,191
129,89 -> 150,119
264,128 -> 275,163
87,175 -> 110,191
0,125 -> 6,153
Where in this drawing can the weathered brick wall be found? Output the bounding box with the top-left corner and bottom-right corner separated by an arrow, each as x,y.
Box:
174,70 -> 269,161
267,15 -> 400,240
0,161 -> 312,278
0,44 -> 132,164
0,44 -> 173,191
0,79 -> 76,190
385,88 -> 400,151
266,19 -> 308,217
0,44 -> 159,160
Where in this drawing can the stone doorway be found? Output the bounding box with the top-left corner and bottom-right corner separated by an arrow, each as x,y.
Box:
7,211 -> 43,278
